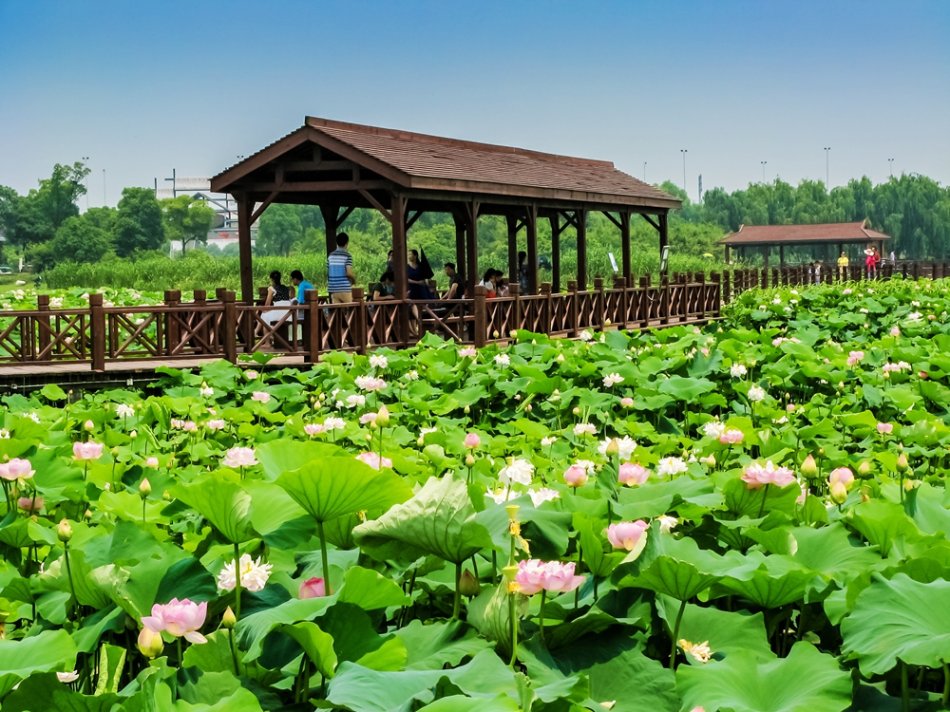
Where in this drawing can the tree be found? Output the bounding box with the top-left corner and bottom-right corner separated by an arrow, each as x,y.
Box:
34,162 -> 89,232
256,204 -> 303,256
48,215 -> 113,265
162,196 -> 215,255
114,188 -> 164,257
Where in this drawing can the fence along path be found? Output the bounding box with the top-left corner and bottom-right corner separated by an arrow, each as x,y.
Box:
0,262 -> 945,374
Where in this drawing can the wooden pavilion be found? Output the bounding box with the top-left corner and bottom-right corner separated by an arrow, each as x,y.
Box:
210,117 -> 680,305
719,220 -> 890,267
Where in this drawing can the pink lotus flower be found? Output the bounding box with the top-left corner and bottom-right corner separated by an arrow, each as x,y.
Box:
141,598 -> 208,644
458,346 -> 477,359
876,422 -> 893,435
17,495 -> 43,512
356,452 -> 392,470
515,559 -> 585,596
464,432 -> 481,449
206,419 -> 226,431
73,441 -> 103,461
251,391 -> 271,403
829,466 -> 855,489
620,397 -> 634,408
299,577 -> 326,599
222,447 -> 257,469
145,456 -> 160,468
618,462 -> 649,486
741,460 -> 796,489
0,458 -> 34,481
847,350 -> 865,367
607,520 -> 649,551
562,464 -> 589,487
718,429 -> 744,445
304,423 -> 325,437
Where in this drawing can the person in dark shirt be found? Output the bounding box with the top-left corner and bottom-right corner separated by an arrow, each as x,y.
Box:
371,271 -> 397,301
442,262 -> 465,299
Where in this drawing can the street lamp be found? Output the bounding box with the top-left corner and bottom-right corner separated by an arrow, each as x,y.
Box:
643,161 -> 647,181
760,160 -> 767,183
680,149 -> 687,192
823,147 -> 831,187
888,157 -> 895,178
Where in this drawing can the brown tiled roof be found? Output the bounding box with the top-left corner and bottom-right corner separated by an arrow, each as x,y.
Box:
719,220 -> 890,246
305,117 -> 676,206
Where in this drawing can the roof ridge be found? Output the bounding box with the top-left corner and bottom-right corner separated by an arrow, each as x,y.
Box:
305,115 -> 616,169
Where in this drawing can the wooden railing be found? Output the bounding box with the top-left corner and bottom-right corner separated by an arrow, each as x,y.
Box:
0,262 -> 947,372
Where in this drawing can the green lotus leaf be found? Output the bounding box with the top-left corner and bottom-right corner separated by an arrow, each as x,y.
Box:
657,375 -> 717,401
656,594 -> 772,661
354,475 -> 494,564
276,621 -> 338,678
276,455 -> 412,525
326,649 -> 517,712
849,499 -> 924,558
418,696 -> 521,711
174,471 -> 257,543
840,573 -> 950,675
0,629 -> 78,697
256,440 -> 347,481
716,553 -> 815,608
394,619 -> 492,671
677,642 -> 850,712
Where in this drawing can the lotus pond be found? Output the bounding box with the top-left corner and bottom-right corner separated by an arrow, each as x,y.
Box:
0,278 -> 948,711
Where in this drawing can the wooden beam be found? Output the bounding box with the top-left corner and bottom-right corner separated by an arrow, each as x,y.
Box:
466,201 -> 480,297
406,209 -> 424,231
278,159 -> 355,172
249,191 -> 279,225
601,210 -> 622,229
237,194 -> 254,304
641,213 -> 660,231
358,188 -> 392,222
320,204 -> 339,256
242,179 -> 390,193
550,213 -> 562,292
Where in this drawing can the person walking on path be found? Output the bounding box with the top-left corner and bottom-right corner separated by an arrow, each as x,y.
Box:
327,232 -> 356,303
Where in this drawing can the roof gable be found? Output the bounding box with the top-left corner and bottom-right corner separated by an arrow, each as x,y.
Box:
719,220 -> 890,245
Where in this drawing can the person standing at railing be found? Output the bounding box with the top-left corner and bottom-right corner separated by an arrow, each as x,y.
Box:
328,233 -> 356,303
442,262 -> 465,300
837,251 -> 849,280
864,246 -> 880,279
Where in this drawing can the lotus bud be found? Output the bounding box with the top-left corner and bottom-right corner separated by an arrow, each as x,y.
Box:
139,478 -> 151,498
365,433 -> 373,442
699,454 -> 716,468
604,318 -> 612,326
463,405 -> 470,414
830,480 -> 848,504
572,407 -> 581,416
84,509 -> 93,520
525,403 -> 532,412
84,420 -> 94,431
416,436 -> 425,446
605,438 -> 620,456
221,606 -> 237,629
458,569 -> 480,597
510,330 -> 518,339
903,478 -> 916,492
896,452 -> 909,471
130,429 -> 138,438
111,446 -> 119,457
465,454 -> 475,466
556,353 -> 565,363
57,518 -> 73,542
493,330 -> 500,339
162,490 -> 171,501
103,482 -> 111,491
376,405 -> 390,427
801,454 -> 818,479
857,460 -> 872,476
137,627 -> 164,658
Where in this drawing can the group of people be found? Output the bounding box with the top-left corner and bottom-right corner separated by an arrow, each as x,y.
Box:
478,252 -> 530,298
805,246 -> 890,285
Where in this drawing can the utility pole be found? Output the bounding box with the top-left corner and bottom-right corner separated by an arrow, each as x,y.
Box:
823,147 -> 831,187
643,161 -> 647,181
164,168 -> 177,198
761,160 -> 767,183
888,158 -> 894,178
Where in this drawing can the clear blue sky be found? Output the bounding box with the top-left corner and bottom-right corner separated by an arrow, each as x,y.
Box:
1,0 -> 947,207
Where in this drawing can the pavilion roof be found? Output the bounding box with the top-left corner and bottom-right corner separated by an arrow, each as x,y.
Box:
719,220 -> 890,246
211,116 -> 680,211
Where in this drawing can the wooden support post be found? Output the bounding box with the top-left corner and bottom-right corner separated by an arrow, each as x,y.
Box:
550,214 -> 561,292
473,285 -> 487,348
658,212 -> 669,281
222,291 -> 237,363
639,276 -> 650,328
613,275 -> 627,328
36,294 -> 50,356
620,211 -> 632,286
779,244 -> 785,267
506,214 -> 518,284
164,289 -> 181,355
305,289 -> 320,362
391,194 -> 409,344
89,293 -> 105,371
540,282 -> 552,334
509,284 -> 522,332
526,205 -> 538,295
576,209 -> 588,289
593,277 -> 604,328
660,274 -> 670,325
453,212 -> 466,284
237,195 -> 254,305
466,201 -> 480,299
353,287 -> 368,354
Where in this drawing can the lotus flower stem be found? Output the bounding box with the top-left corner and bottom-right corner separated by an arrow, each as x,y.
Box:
538,590 -> 547,643
62,542 -> 78,616
317,520 -> 332,595
670,598 -> 687,671
757,484 -> 770,518
233,541 -> 243,621
942,662 -> 948,708
508,590 -> 518,667
228,628 -> 240,677
452,562 -> 462,619
901,660 -> 909,712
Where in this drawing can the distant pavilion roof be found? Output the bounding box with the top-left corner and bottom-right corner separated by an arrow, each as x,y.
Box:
719,220 -> 890,247
211,116 -> 679,211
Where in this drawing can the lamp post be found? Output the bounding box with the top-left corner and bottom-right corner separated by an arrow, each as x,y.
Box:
823,147 -> 831,187
643,161 -> 647,181
760,160 -> 767,183
680,149 -> 687,192
81,156 -> 90,209
888,157 -> 894,178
